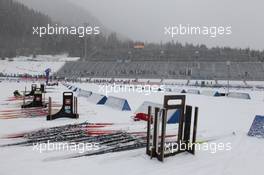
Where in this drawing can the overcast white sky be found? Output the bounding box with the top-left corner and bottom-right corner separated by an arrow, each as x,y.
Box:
66,0 -> 264,50
16,0 -> 250,50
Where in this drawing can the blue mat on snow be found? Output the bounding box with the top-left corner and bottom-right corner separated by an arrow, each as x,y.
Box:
248,115 -> 264,138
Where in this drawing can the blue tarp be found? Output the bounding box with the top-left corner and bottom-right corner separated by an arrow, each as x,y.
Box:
248,115 -> 264,138
122,100 -> 131,111
97,96 -> 108,105
167,110 -> 180,124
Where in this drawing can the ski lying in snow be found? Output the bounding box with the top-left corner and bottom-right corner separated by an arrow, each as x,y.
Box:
44,131 -> 237,161
0,107 -> 47,113
1,110 -> 47,116
0,106 -> 53,119
0,111 -> 48,119
2,122 -> 108,139
77,132 -> 236,159
0,130 -> 87,147
45,135 -> 146,161
6,96 -> 33,102
1,127 -> 130,147
70,140 -> 146,159
45,133 -> 176,161
0,103 -> 61,114
2,122 -> 137,140
1,130 -> 144,147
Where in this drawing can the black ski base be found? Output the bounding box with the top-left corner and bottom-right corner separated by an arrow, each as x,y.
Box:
21,90 -> 47,109
25,84 -> 37,97
47,92 -> 79,120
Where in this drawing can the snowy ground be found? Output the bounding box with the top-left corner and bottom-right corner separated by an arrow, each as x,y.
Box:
0,61 -> 65,76
0,79 -> 263,175
6,54 -> 80,62
0,55 -> 80,76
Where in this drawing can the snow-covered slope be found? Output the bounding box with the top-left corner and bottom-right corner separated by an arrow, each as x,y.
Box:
0,55 -> 79,76
0,60 -> 64,75
0,60 -> 263,175
0,81 -> 263,175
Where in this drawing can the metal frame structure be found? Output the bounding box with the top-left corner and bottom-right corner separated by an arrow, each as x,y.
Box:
21,88 -> 47,108
25,84 -> 37,97
146,95 -> 198,162
47,92 -> 79,120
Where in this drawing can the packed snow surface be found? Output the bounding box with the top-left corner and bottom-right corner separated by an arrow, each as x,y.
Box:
0,55 -> 79,75
0,58 -> 263,175
0,80 -> 263,175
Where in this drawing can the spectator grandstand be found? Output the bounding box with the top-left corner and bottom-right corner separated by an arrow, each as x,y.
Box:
56,43 -> 264,80
82,44 -> 263,62
56,60 -> 264,81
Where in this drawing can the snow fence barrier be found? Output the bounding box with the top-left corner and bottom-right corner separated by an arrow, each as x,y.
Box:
227,92 -> 251,100
187,89 -> 200,94
87,92 -> 108,105
104,96 -> 131,111
200,90 -> 221,97
78,89 -> 92,98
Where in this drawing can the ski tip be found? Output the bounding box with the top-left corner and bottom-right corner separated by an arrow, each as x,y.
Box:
43,156 -> 63,162
43,154 -> 80,162
0,141 -> 29,147
0,143 -> 15,147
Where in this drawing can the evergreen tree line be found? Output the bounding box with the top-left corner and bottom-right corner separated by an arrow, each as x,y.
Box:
0,0 -> 85,58
0,0 -> 263,61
